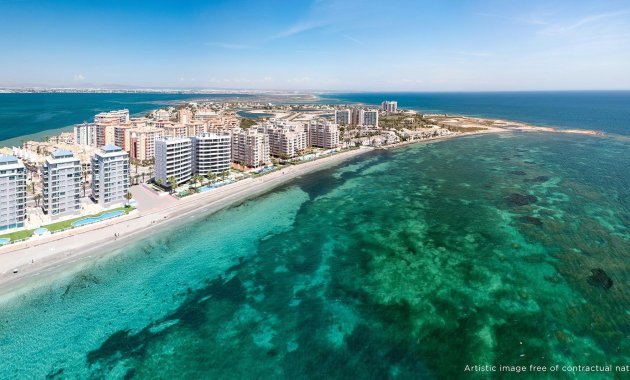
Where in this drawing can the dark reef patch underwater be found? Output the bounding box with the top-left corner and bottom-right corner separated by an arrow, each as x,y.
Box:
0,132 -> 629,379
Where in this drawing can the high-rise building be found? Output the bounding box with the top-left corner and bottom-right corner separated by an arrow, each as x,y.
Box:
155,137 -> 192,186
231,129 -> 270,168
155,109 -> 170,122
257,121 -> 307,159
95,123 -> 117,147
350,109 -> 365,125
91,145 -> 129,206
335,109 -> 351,125
177,109 -> 193,124
42,150 -> 81,218
74,123 -> 96,147
0,155 -> 27,232
305,119 -> 340,149
94,109 -> 130,124
381,101 -> 398,113
191,133 -> 231,175
125,127 -> 163,161
363,110 -> 379,127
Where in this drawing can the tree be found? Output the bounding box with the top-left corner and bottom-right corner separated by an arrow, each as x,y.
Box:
34,193 -> 41,207
156,178 -> 163,188
141,172 -> 146,183
124,192 -> 133,202
221,170 -> 229,181
206,171 -> 216,184
167,176 -> 177,194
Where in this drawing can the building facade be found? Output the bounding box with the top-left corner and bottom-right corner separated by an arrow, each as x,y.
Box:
231,129 -> 270,168
125,127 -> 163,161
191,133 -> 231,175
305,119 -> 340,149
91,145 -> 129,206
335,109 -> 351,125
382,101 -> 398,113
94,109 -> 130,124
42,150 -> 81,218
74,123 -> 96,147
363,110 -> 379,127
257,121 -> 307,159
0,155 -> 27,232
155,137 -> 192,186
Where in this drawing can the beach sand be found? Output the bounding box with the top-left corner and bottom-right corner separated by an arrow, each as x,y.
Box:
0,147 -> 372,296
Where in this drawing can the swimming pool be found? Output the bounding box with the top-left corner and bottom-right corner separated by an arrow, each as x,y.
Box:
0,238 -> 10,245
198,180 -> 234,193
33,228 -> 49,236
71,210 -> 126,227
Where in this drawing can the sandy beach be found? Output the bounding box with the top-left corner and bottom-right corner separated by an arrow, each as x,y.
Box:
0,147 -> 373,296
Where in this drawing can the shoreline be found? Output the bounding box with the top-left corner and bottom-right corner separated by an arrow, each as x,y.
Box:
0,147 -> 374,298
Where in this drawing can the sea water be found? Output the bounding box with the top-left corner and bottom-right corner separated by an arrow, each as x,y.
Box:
0,132 -> 628,379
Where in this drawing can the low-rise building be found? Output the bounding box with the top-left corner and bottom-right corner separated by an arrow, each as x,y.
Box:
91,145 -> 129,206
191,133 -> 231,175
42,150 -> 81,218
155,137 -> 192,186
0,155 -> 27,232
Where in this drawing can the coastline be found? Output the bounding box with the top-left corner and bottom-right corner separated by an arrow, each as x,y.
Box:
0,147 -> 373,298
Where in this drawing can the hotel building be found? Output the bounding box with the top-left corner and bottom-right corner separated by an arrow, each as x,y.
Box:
191,133 -> 231,175
155,137 -> 192,186
335,110 -> 351,125
91,145 -> 129,206
305,119 -> 340,149
42,150 -> 81,218
0,155 -> 27,232
231,129 -> 270,168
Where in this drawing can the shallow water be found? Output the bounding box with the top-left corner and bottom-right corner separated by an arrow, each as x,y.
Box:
0,132 -> 628,379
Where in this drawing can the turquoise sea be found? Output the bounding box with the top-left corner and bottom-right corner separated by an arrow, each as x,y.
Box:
1,131 -> 629,378
0,92 -> 629,378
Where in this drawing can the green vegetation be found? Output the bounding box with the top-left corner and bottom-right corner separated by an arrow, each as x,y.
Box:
240,118 -> 257,128
379,114 -> 430,130
445,126 -> 488,133
0,228 -> 34,242
42,207 -> 132,233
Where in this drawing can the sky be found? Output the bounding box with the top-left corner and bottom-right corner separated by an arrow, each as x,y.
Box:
1,0 -> 629,91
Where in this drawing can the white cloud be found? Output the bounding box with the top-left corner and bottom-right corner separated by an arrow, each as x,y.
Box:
73,74 -> 85,81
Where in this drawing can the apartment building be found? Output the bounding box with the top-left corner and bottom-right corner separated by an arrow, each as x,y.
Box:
231,129 -> 270,168
335,109 -> 351,125
74,123 -> 96,147
382,101 -> 398,113
155,137 -> 192,186
125,127 -> 163,161
191,133 -> 231,175
363,110 -> 379,127
305,119 -> 340,149
91,145 -> 129,206
257,121 -> 307,159
42,150 -> 81,218
0,155 -> 27,232
94,109 -> 130,124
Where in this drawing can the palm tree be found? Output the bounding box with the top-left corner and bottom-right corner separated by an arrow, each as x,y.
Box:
167,176 -> 177,194
156,178 -> 163,188
124,192 -> 133,203
221,170 -> 229,181
34,193 -> 41,207
141,172 -> 146,183
206,171 -> 216,184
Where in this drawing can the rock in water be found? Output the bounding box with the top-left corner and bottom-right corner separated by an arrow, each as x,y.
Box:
525,175 -> 550,183
520,216 -> 543,226
509,170 -> 527,176
587,268 -> 613,290
505,193 -> 538,206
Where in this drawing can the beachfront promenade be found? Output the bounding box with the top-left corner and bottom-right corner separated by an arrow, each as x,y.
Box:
0,147 -> 371,294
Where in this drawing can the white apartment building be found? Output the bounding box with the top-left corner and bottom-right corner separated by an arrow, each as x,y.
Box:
155,109 -> 171,122
91,145 -> 129,206
94,109 -> 130,124
257,121 -> 307,159
382,101 -> 398,113
363,110 -> 379,127
74,123 -> 96,147
42,150 -> 81,218
191,133 -> 231,175
0,155 -> 27,232
231,129 -> 270,168
335,110 -> 351,125
194,111 -> 218,122
155,137 -> 192,186
305,119 -> 340,149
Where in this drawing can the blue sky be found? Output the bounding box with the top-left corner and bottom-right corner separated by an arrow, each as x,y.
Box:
1,0 -> 629,91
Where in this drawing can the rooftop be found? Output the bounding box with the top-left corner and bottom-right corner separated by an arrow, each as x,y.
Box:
51,149 -> 74,159
102,145 -> 122,153
0,154 -> 18,165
